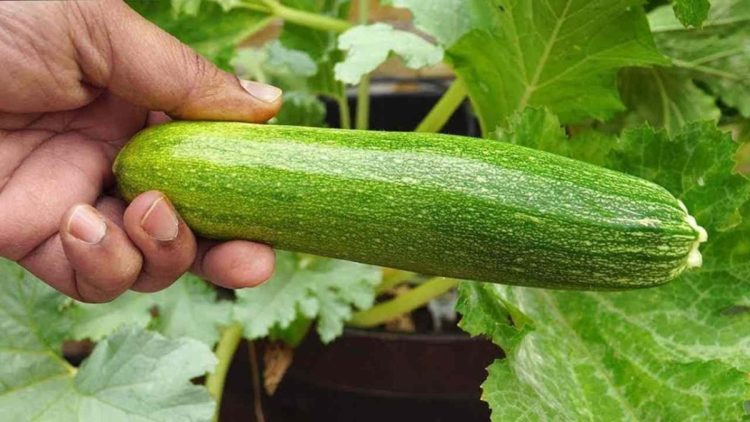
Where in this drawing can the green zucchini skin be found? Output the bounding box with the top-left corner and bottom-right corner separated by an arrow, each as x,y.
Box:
114,121 -> 705,290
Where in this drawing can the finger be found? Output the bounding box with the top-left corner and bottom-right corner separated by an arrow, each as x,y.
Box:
192,240 -> 275,289
60,203 -> 143,303
123,191 -> 197,293
69,1 -> 282,122
18,196 -> 128,300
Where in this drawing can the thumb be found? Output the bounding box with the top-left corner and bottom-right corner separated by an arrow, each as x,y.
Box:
77,1 -> 281,122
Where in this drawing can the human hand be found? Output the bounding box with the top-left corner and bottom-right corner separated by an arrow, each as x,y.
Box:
0,0 -> 282,302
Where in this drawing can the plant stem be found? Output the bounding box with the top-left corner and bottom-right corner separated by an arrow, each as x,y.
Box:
415,78 -> 467,133
356,77 -> 371,130
376,268 -> 417,294
246,0 -> 352,33
237,2 -> 273,13
348,277 -> 460,328
206,323 -> 243,422
357,0 -> 369,26
276,3 -> 353,32
248,341 -> 266,422
337,95 -> 352,129
354,0 -> 371,130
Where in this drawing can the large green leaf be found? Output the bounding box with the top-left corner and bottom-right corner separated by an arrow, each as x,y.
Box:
0,260 -> 73,409
149,275 -> 232,347
69,275 -> 231,347
459,112 -> 750,420
233,252 -> 380,343
0,261 -> 217,421
492,107 -> 620,166
446,0 -> 667,135
68,291 -> 153,342
649,0 -> 750,117
612,124 -> 750,238
462,274 -> 749,421
618,67 -> 719,135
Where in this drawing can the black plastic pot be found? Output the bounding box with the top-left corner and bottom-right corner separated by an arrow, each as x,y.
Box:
277,330 -> 499,421
220,329 -> 501,421
324,79 -> 480,136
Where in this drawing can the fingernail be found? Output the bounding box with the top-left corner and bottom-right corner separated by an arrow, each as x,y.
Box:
141,196 -> 179,241
240,79 -> 282,103
68,205 -> 106,244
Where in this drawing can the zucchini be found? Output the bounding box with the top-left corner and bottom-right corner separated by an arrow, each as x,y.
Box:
114,122 -> 707,290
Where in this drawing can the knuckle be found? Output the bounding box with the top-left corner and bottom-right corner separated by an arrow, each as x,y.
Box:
76,261 -> 140,303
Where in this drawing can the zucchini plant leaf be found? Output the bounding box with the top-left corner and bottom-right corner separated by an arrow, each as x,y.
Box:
446,0 -> 667,135
334,23 -> 443,85
455,282 -> 532,353
618,67 -> 720,135
611,123 -> 750,240
610,123 -> 750,284
148,275 -> 232,347
233,252 -> 380,343
0,260 -> 217,422
461,113 -> 750,420
0,259 -> 72,399
232,42 -> 328,126
493,107 -> 620,167
69,275 -> 231,347
381,0 -> 497,48
649,0 -> 750,117
463,274 -> 750,421
128,0 -> 271,70
277,0 -> 351,99
272,91 -> 327,127
671,0 -> 711,28
68,291 -> 154,342
233,41 -> 318,90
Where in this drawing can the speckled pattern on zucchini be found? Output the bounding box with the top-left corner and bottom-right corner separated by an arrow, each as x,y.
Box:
114,121 -> 707,290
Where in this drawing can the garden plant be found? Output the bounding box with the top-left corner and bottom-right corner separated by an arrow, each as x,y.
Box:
1,0 -> 749,421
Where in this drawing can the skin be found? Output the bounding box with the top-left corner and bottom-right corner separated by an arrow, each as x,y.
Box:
0,0 -> 283,302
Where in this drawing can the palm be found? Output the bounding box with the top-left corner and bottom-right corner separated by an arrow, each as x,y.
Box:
0,94 -> 148,292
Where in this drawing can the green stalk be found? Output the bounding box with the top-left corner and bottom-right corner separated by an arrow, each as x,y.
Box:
354,0 -> 371,130
206,323 -> 243,422
236,2 -> 273,13
357,0 -> 369,29
376,268 -> 417,294
348,277 -> 460,328
247,342 -> 266,422
355,77 -> 371,130
337,95 -> 352,129
415,78 -> 467,133
243,0 -> 352,33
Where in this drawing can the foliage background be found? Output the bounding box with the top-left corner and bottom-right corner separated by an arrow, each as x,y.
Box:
0,0 -> 748,420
